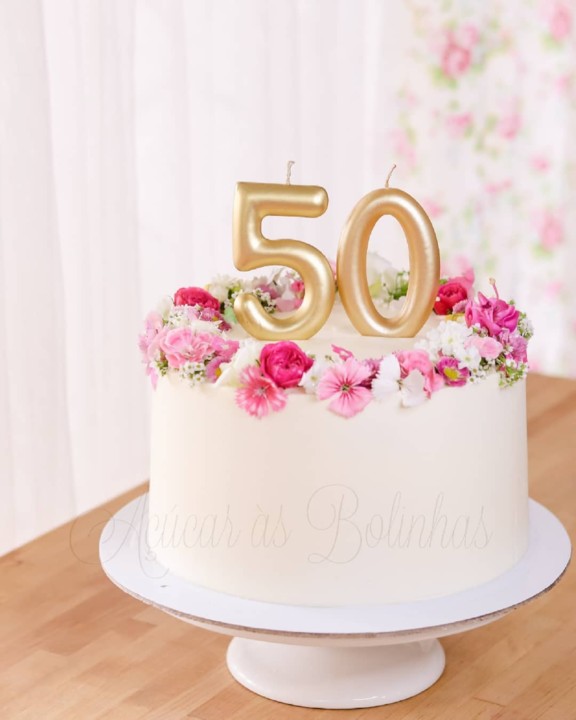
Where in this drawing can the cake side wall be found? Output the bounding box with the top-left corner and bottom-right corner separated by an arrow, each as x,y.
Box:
148,374 -> 528,606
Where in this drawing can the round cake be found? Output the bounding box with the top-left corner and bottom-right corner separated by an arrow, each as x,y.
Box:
141,264 -> 531,607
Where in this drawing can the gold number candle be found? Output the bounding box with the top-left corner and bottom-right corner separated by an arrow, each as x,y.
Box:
337,168 -> 440,337
233,180 -> 335,340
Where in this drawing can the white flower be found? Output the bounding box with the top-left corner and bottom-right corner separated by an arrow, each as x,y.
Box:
167,307 -> 221,334
400,370 -> 427,408
207,275 -> 236,303
216,340 -> 260,387
453,342 -> 482,372
421,319 -> 472,360
372,355 -> 401,400
300,358 -> 332,394
156,296 -> 173,321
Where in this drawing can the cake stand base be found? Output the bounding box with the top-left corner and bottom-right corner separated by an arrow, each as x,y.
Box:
226,637 -> 445,708
100,495 -> 571,710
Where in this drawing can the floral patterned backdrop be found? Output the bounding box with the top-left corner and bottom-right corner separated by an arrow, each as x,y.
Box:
387,1 -> 576,375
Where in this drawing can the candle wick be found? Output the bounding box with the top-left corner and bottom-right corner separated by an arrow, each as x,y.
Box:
286,160 -> 295,185
385,164 -> 397,188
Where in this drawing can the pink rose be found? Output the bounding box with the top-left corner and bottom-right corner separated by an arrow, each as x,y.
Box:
259,341 -> 314,389
441,39 -> 471,78
465,293 -> 520,337
395,349 -> 444,397
434,277 -> 471,315
466,335 -> 503,360
437,357 -> 470,387
174,286 -> 220,310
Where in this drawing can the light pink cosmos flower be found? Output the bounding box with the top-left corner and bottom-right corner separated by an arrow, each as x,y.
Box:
235,366 -> 287,418
316,358 -> 372,418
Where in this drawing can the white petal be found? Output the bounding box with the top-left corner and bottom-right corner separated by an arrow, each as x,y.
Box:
372,355 -> 401,400
400,370 -> 427,408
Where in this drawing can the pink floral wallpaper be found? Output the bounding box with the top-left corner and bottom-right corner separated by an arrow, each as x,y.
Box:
387,1 -> 576,376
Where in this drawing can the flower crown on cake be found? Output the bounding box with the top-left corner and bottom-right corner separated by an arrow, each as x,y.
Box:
139,255 -> 533,419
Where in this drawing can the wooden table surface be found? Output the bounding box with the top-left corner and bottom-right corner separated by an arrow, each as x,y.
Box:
1,374 -> 575,720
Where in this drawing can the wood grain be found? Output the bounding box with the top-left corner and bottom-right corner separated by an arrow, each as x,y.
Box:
0,374 -> 574,719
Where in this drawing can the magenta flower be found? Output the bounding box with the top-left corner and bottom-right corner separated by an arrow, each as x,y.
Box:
437,357 -> 470,387
174,286 -> 220,311
260,341 -> 313,389
434,277 -> 471,315
465,289 -> 520,338
316,358 -> 372,418
235,366 -> 287,418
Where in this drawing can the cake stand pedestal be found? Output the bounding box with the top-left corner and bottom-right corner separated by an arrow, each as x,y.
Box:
100,495 -> 570,709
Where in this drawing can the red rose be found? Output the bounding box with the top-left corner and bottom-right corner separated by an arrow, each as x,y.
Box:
434,278 -> 470,315
260,341 -> 314,389
174,287 -> 220,311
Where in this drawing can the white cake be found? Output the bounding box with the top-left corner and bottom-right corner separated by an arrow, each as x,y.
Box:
144,293 -> 530,607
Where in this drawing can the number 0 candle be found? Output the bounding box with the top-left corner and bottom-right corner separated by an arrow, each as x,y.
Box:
337,167 -> 440,338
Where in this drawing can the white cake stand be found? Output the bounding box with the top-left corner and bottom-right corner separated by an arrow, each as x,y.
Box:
100,495 -> 570,709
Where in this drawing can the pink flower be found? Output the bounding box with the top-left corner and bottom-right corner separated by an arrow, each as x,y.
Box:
235,366 -> 287,418
441,38 -> 471,78
465,292 -> 520,337
316,358 -> 373,418
421,198 -> 444,219
331,345 -> 354,361
275,296 -> 304,313
500,330 -> 528,363
189,305 -> 231,332
390,129 -> 416,170
446,113 -> 472,137
537,212 -> 563,250
549,3 -> 571,41
498,112 -> 521,140
441,257 -> 475,288
290,278 -> 305,296
210,335 -> 240,362
509,335 -> 528,363
174,287 -> 220,311
254,281 -> 280,300
531,155 -> 550,172
161,328 -> 216,368
434,278 -> 471,315
138,311 -> 164,362
259,341 -> 314,389
437,357 -> 470,387
466,335 -> 503,360
395,350 -> 444,397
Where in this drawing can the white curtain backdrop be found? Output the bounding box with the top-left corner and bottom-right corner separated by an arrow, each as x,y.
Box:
1,0 -> 575,553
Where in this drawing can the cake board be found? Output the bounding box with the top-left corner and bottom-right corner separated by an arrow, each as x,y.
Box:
100,494 -> 570,709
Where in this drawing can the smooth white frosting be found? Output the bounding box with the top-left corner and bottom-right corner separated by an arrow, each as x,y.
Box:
148,329 -> 529,605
